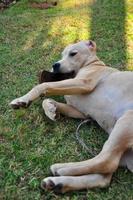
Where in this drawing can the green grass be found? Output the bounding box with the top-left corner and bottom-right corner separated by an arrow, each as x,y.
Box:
0,0 -> 133,199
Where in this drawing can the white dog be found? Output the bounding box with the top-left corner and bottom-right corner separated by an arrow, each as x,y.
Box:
10,41 -> 133,193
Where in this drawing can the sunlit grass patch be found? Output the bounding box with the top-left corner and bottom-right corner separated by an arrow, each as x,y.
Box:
48,15 -> 91,46
125,0 -> 133,70
59,0 -> 90,9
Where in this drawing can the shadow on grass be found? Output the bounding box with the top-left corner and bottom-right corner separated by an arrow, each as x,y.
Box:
90,0 -> 126,69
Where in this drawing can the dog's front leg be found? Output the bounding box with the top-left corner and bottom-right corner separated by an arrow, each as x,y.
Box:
10,78 -> 92,109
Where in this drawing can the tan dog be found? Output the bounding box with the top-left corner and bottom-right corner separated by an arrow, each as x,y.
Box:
10,41 -> 133,193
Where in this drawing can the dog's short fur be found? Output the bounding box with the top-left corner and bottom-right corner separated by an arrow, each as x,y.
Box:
10,40 -> 133,193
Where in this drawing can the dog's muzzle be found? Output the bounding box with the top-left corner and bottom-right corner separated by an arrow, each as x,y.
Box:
52,62 -> 60,73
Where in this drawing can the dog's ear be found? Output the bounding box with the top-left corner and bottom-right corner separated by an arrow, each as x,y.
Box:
86,40 -> 96,52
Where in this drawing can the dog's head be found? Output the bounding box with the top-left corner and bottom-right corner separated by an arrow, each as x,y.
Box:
52,40 -> 96,74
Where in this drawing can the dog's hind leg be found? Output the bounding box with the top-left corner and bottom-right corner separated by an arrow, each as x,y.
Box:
41,173 -> 112,193
42,98 -> 86,121
51,110 -> 133,176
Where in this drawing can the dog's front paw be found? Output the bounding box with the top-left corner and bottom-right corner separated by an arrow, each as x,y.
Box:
42,99 -> 60,121
10,97 -> 32,109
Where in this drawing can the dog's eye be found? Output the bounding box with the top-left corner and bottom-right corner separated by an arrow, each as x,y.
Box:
69,52 -> 77,57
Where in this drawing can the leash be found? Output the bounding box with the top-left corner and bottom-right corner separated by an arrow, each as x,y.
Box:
75,118 -> 95,157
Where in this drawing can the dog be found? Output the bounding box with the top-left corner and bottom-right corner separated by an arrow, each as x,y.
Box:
10,40 -> 133,193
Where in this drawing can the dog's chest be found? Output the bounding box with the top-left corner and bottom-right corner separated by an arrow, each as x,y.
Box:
65,91 -> 130,134
64,82 -> 115,118
65,71 -> 133,133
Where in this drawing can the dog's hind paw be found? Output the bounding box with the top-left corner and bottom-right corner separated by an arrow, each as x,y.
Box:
42,99 -> 60,121
41,177 -> 65,194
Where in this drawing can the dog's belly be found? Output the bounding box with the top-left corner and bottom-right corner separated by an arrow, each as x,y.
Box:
65,93 -> 117,134
65,71 -> 133,133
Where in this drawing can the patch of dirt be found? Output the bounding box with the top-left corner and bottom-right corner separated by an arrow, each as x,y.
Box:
0,0 -> 16,10
0,0 -> 17,10
0,1 -> 57,10
31,1 -> 57,9
0,135 -> 5,143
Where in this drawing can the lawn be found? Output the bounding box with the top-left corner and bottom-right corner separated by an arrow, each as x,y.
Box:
0,0 -> 133,199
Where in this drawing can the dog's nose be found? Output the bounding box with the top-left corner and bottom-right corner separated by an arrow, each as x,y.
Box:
52,62 -> 60,73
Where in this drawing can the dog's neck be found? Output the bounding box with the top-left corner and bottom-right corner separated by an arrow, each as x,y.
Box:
84,55 -> 106,68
